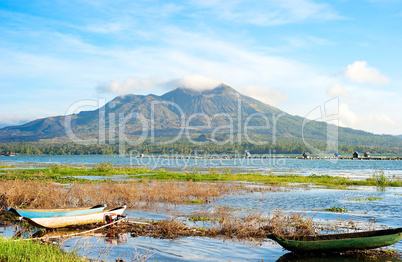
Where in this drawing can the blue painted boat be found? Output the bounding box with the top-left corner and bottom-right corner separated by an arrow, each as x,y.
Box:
23,206 -> 126,228
7,204 -> 107,218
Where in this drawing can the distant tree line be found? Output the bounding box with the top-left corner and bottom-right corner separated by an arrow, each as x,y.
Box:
0,138 -> 399,156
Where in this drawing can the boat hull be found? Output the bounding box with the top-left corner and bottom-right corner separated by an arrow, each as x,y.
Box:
267,228 -> 402,253
22,206 -> 126,228
8,204 -> 106,218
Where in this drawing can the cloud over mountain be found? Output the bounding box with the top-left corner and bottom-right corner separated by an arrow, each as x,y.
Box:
345,61 -> 389,85
239,86 -> 287,106
96,75 -> 225,95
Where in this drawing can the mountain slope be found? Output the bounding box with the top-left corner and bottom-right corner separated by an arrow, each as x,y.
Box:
0,85 -> 400,149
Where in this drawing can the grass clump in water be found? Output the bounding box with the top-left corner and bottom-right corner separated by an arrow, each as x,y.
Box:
5,164 -> 402,188
348,197 -> 382,201
325,206 -> 348,213
138,171 -> 402,188
10,162 -> 154,180
0,237 -> 84,262
365,169 -> 394,187
186,199 -> 204,205
188,216 -> 211,222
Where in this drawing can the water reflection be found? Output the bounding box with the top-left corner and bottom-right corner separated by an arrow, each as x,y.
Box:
104,233 -> 128,246
276,252 -> 402,262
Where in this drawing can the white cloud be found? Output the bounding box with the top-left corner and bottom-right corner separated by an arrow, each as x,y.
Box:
80,22 -> 126,34
0,114 -> 37,128
191,0 -> 342,26
344,61 -> 389,85
96,75 -> 225,95
239,86 -> 288,106
339,103 -> 398,134
170,75 -> 225,91
1,2 -> 400,135
96,76 -> 165,95
326,83 -> 351,98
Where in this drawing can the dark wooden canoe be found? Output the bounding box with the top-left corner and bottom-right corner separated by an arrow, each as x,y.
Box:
267,228 -> 402,253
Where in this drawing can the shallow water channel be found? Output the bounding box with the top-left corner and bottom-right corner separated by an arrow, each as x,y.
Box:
2,185 -> 402,261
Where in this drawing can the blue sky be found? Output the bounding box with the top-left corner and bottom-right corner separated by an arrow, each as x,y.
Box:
0,0 -> 401,135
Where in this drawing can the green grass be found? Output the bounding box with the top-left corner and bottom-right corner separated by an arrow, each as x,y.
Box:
325,206 -> 348,213
0,165 -> 14,169
17,162 -> 153,176
1,162 -> 155,183
186,199 -> 203,205
0,171 -> 90,184
188,216 -> 211,221
0,237 -> 84,262
370,169 -> 389,186
348,197 -> 382,201
135,172 -> 402,188
3,163 -> 401,188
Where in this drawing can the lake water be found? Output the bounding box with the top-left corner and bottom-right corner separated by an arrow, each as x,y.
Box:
1,155 -> 402,261
57,187 -> 402,261
1,155 -> 401,179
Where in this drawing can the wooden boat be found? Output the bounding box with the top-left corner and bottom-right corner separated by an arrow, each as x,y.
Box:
21,206 -> 126,228
8,204 -> 107,218
267,228 -> 402,253
3,152 -> 15,156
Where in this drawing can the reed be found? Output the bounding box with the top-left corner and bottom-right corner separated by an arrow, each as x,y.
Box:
108,209 -> 316,241
0,179 -> 273,209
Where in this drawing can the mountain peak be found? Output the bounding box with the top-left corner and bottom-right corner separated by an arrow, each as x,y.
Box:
167,84 -> 237,96
1,83 -> 397,149
202,84 -> 237,95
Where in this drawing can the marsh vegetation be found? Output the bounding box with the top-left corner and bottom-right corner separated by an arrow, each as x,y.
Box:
1,162 -> 400,188
1,162 -> 401,261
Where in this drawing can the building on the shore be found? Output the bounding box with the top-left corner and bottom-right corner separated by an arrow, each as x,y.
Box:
302,152 -> 310,159
353,151 -> 360,158
245,150 -> 251,158
334,152 -> 341,157
364,152 -> 371,157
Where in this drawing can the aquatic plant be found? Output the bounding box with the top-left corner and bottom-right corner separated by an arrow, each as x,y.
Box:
3,163 -> 402,188
325,206 -> 348,213
367,169 -> 390,187
188,216 -> 211,221
267,211 -> 315,239
137,171 -> 402,188
348,197 -> 382,201
186,199 -> 203,205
